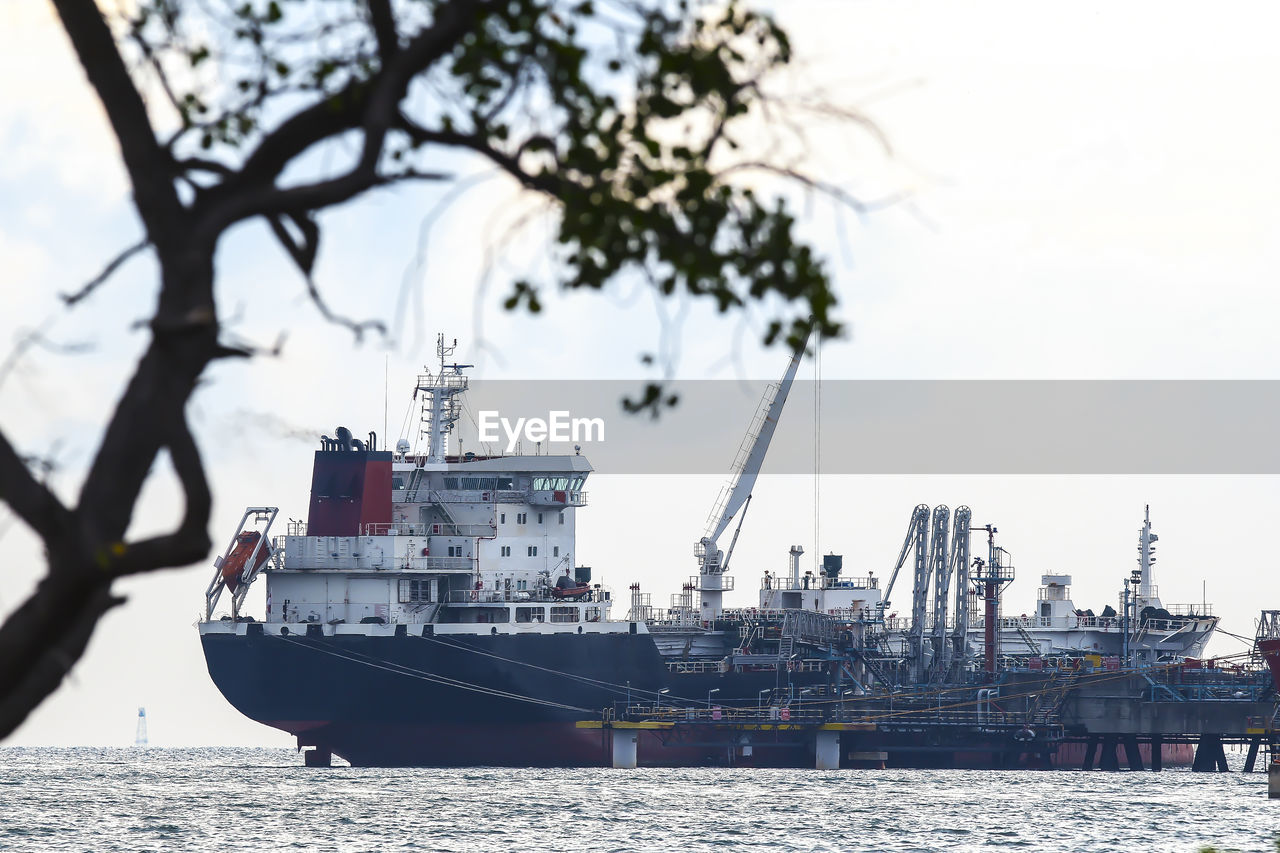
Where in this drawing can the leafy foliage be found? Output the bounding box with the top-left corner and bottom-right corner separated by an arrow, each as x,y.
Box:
120,0 -> 840,351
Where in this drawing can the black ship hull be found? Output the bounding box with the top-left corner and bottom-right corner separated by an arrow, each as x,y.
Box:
201,628 -> 838,766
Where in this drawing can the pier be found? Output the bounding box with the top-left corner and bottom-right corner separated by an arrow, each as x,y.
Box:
580,663 -> 1277,771
579,703 -> 1064,769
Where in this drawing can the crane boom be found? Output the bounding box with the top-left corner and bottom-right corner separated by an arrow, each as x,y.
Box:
696,332 -> 810,620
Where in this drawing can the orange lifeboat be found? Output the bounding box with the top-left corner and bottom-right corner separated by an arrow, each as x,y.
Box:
221,531 -> 269,592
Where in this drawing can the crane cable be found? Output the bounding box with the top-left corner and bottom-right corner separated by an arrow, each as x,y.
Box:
813,326 -> 821,576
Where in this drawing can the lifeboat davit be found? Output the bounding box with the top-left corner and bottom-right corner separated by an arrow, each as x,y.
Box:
221,531 -> 269,592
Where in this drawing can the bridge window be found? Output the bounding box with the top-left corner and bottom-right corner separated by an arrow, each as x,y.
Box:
398,579 -> 432,603
532,476 -> 576,491
550,606 -> 579,623
516,606 -> 546,623
442,476 -> 514,491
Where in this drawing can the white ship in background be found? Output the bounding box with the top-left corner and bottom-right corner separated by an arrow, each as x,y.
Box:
751,505 -> 1216,668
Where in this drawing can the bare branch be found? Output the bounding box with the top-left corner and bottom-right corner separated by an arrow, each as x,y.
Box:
300,273 -> 386,344
51,0 -> 184,238
199,0 -> 483,236
396,117 -> 563,196
716,161 -> 911,216
264,211 -> 385,341
0,429 -> 75,547
231,165 -> 450,226
61,239 -> 151,307
366,0 -> 399,65
109,411 -> 212,577
0,583 -> 124,740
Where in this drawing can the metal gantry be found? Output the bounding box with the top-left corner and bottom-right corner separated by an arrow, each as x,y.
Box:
948,506 -> 974,679
882,504 -> 931,615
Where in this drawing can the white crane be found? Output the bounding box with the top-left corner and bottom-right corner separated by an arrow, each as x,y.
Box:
695,332 -> 810,621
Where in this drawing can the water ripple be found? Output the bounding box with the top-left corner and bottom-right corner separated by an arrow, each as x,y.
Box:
0,748 -> 1276,852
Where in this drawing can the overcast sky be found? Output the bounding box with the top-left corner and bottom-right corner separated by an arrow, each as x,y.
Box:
2,1 -> 1278,746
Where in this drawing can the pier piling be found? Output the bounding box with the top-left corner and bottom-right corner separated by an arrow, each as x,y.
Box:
1123,737 -> 1144,772
1098,736 -> 1119,771
1192,735 -> 1230,772
611,729 -> 638,769
1081,738 -> 1098,770
814,729 -> 840,770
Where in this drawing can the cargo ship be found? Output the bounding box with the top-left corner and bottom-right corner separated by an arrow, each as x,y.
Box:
199,336 -> 838,766
200,336 -> 1229,767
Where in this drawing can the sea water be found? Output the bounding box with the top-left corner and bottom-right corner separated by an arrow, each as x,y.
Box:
0,748 -> 1274,852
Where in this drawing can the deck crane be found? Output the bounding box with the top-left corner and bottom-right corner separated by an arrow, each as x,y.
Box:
695,332 -> 810,622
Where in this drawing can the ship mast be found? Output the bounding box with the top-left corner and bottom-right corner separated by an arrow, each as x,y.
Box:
416,334 -> 471,463
696,330 -> 810,621
1136,504 -> 1161,608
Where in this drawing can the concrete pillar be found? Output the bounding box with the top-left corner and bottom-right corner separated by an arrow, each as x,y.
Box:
815,729 -> 840,770
1193,735 -> 1227,772
611,728 -> 638,769
1150,737 -> 1163,772
1123,737 -> 1144,772
1099,736 -> 1119,771
1082,738 -> 1098,770
1244,739 -> 1261,773
1269,760 -> 1280,799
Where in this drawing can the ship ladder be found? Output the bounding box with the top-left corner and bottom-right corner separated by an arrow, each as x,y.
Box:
1015,625 -> 1040,655
1031,669 -> 1080,720
428,490 -> 463,528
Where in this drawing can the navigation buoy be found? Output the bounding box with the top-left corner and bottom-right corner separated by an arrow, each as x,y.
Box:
134,707 -> 148,748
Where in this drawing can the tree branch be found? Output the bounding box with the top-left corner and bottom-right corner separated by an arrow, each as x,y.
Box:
61,239 -> 151,307
0,430 -> 75,547
366,0 -> 399,66
0,582 -> 124,740
109,410 -> 212,577
50,0 -> 184,240
396,117 -> 563,196
196,0 -> 484,237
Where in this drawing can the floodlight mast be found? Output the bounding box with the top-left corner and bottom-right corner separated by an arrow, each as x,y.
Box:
695,330 -> 811,622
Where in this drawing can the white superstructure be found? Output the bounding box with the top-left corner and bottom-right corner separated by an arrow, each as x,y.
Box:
204,336 -> 632,638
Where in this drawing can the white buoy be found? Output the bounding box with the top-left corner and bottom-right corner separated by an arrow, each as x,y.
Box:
134,707 -> 148,748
